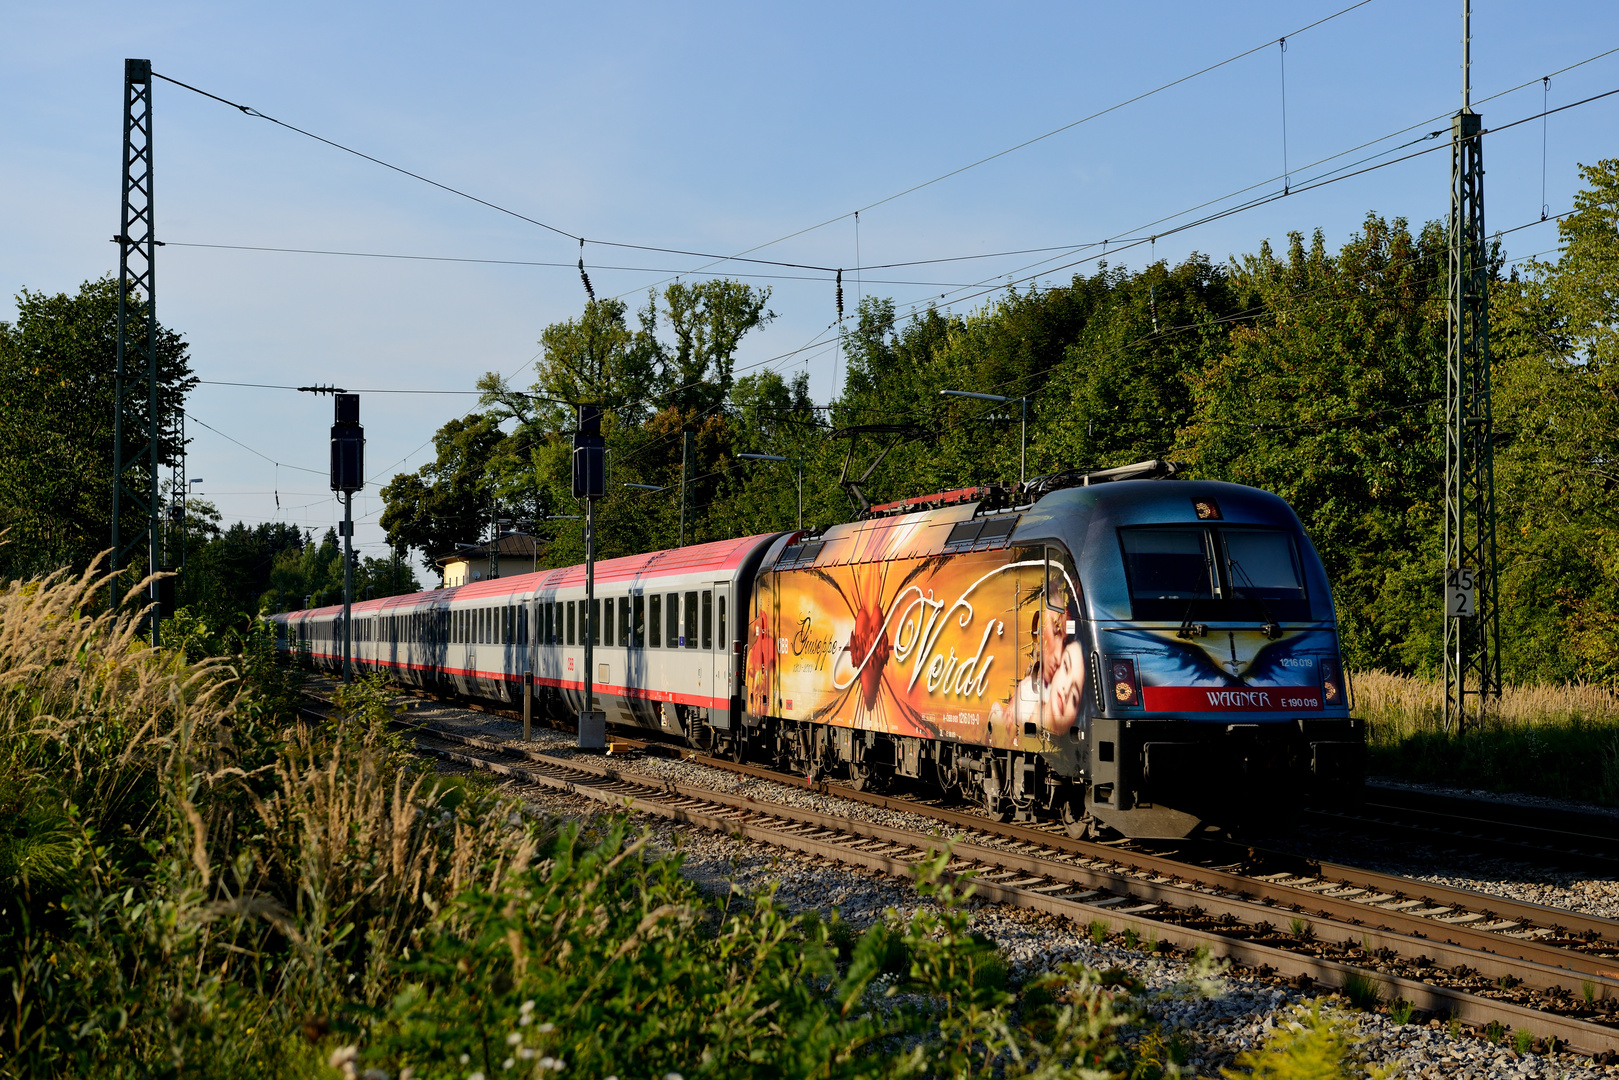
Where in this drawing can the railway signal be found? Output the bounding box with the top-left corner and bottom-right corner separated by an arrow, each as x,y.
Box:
330,393 -> 364,683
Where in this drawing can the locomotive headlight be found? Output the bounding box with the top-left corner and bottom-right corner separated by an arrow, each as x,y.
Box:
1320,658 -> 1343,706
1107,657 -> 1141,708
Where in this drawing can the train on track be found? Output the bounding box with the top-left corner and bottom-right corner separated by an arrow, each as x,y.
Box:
271,460 -> 1363,838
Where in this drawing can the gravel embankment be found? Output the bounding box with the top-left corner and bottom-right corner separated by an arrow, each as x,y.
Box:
412,699 -> 1619,1078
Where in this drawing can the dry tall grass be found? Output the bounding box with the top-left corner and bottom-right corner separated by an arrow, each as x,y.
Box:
0,559 -> 540,1075
1353,669 -> 1619,732
1352,669 -> 1619,803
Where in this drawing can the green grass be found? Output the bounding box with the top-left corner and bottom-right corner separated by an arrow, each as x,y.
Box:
1356,670 -> 1619,804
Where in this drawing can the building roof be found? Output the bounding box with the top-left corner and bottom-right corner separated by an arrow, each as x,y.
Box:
433,531 -> 538,568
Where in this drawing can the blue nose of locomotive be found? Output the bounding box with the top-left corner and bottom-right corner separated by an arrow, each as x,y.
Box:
1013,479 -> 1363,838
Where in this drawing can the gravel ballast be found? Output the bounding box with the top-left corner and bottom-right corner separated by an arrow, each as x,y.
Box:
410,697 -> 1619,1078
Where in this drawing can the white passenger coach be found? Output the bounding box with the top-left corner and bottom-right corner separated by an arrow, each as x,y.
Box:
271,532 -> 791,745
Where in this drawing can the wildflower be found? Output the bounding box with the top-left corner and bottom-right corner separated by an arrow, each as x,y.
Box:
328,1045 -> 359,1080
519,1015 -> 533,1026
503,1058 -> 515,1070
665,1073 -> 684,1080
507,1032 -> 523,1046
537,1022 -> 555,1034
361,1071 -> 390,1080
469,1073 -> 486,1080
459,1056 -> 470,1066
519,999 -> 535,1014
519,1048 -> 535,1060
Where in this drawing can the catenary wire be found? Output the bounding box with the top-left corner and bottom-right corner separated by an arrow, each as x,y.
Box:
153,4 -> 1376,284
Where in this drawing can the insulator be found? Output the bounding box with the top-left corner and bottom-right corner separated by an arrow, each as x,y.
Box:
578,239 -> 595,303
836,269 -> 844,321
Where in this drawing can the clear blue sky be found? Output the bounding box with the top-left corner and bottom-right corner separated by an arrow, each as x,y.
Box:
4,1 -> 1616,566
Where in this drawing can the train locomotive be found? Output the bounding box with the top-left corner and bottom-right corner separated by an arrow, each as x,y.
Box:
272,461 -> 1362,838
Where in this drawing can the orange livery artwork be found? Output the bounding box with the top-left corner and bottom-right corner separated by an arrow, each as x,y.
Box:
746,518 -> 1087,753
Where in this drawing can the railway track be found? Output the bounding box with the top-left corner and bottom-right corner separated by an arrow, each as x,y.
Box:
1294,784 -> 1619,872
300,685 -> 1619,1056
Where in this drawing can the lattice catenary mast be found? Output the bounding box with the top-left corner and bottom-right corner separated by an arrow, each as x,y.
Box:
1443,2 -> 1502,729
112,59 -> 164,644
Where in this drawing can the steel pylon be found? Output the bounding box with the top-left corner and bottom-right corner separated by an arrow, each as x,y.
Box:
112,58 -> 163,643
1442,14 -> 1501,731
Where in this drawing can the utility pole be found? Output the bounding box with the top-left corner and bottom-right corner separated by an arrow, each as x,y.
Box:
573,404 -> 606,749
111,59 -> 163,642
678,425 -> 694,546
738,453 -> 804,530
940,389 -> 1028,485
330,393 -> 364,684
1443,0 -> 1501,731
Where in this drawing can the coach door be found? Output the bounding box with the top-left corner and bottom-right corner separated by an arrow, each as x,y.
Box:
709,583 -> 734,729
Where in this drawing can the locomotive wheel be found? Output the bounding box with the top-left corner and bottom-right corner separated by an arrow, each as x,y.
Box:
1060,799 -> 1096,840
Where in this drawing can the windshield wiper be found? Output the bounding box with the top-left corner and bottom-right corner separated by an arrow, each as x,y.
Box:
1225,555 -> 1283,639
1175,547 -> 1215,640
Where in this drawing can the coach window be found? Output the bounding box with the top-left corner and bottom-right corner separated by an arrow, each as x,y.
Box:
542,602 -> 552,645
649,594 -> 662,647
684,591 -> 699,649
666,593 -> 680,647
601,597 -> 613,646
566,601 -> 576,645
718,595 -> 726,648
590,599 -> 601,646
701,591 -> 713,650
617,597 -> 630,647
632,595 -> 645,648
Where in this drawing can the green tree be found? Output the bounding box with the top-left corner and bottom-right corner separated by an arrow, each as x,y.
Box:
0,277 -> 196,578
380,415 -> 507,571
1491,158 -> 1619,680
1180,216 -> 1447,672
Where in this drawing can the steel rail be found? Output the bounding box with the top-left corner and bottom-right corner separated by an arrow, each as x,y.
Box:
1297,802 -> 1619,872
407,721 -> 1619,989
307,686 -> 1619,949
656,743 -> 1619,953
409,730 -> 1619,1055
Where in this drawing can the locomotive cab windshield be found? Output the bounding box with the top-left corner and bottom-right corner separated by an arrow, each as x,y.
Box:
1118,525 -> 1309,623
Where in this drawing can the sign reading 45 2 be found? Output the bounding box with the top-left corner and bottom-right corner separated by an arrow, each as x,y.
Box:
1446,568 -> 1477,618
